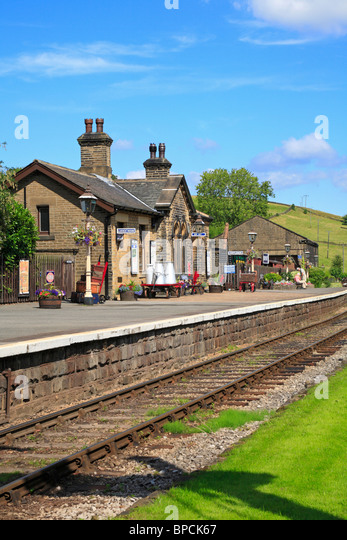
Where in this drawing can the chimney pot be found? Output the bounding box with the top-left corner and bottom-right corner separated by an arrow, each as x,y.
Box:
149,143 -> 157,159
96,118 -> 104,133
159,143 -> 166,159
85,119 -> 93,133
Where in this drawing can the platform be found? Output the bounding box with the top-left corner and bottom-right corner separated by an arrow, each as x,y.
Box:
0,288 -> 346,358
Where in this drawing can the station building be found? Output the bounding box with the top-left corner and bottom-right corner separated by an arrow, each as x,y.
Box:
15,119 -> 212,298
217,215 -> 319,271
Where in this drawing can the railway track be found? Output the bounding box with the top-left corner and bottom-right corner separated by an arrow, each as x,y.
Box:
0,311 -> 346,506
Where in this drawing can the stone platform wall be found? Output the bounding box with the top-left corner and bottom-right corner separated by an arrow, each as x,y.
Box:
0,292 -> 346,422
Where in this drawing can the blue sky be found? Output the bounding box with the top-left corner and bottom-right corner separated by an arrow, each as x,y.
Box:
1,0 -> 347,216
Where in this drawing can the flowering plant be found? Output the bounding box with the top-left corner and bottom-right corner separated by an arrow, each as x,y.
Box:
282,255 -> 294,266
116,281 -> 143,295
35,283 -> 65,299
70,224 -> 102,246
246,248 -> 259,263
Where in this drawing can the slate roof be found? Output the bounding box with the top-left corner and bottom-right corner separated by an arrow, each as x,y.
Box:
118,174 -> 198,214
17,160 -> 160,215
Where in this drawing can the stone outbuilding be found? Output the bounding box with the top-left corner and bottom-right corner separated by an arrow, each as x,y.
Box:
15,119 -> 212,298
216,215 -> 318,269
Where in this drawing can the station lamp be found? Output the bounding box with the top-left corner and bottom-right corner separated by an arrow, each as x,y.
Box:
79,185 -> 98,306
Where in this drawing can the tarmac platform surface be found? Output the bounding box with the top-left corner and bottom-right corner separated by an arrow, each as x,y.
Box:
0,288 -> 346,356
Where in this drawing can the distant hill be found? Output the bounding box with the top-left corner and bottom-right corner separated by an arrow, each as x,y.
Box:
267,202 -> 346,269
193,197 -> 346,271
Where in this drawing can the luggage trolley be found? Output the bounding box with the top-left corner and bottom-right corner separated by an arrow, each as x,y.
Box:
74,262 -> 108,303
239,271 -> 257,292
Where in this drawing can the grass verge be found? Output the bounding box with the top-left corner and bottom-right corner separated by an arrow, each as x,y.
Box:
117,367 -> 347,521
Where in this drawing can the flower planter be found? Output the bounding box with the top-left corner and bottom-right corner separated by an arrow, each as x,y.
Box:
209,285 -> 223,293
38,297 -> 62,309
120,291 -> 137,301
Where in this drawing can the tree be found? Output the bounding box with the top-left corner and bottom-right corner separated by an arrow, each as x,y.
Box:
342,214 -> 347,226
330,255 -> 343,281
196,168 -> 274,231
0,161 -> 38,267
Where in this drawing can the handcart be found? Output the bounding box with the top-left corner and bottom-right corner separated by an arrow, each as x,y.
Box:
91,262 -> 108,303
74,262 -> 108,303
142,282 -> 183,298
239,271 -> 257,292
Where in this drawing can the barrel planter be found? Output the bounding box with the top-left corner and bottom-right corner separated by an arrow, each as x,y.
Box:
38,297 -> 62,309
209,285 -> 223,293
120,291 -> 137,301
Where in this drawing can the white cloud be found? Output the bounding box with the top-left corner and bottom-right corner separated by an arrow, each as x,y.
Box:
126,170 -> 146,179
248,0 -> 347,36
0,51 -> 153,77
251,133 -> 342,170
250,132 -> 347,191
259,169 -> 327,189
240,36 -> 316,46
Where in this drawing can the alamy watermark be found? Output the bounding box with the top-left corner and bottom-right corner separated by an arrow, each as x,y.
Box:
15,115 -> 29,140
164,0 -> 179,9
314,115 -> 329,141
314,375 -> 329,400
14,375 -> 30,401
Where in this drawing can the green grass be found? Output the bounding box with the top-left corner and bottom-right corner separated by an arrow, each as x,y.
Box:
117,367 -> 347,521
163,408 -> 269,435
268,203 -> 346,271
193,196 -> 346,273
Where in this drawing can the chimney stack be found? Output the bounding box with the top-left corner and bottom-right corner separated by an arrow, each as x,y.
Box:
78,118 -> 113,178
143,142 -> 172,181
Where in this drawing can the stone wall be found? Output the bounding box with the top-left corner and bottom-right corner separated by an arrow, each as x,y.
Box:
0,293 -> 345,422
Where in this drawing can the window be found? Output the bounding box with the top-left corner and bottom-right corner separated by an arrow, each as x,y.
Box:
38,206 -> 49,235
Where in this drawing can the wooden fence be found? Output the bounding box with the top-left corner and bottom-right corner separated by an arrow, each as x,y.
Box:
0,254 -> 75,304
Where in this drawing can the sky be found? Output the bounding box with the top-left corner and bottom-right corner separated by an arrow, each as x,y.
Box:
1,0 -> 347,216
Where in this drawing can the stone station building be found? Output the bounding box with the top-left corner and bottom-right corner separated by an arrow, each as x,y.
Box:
15,119 -> 212,298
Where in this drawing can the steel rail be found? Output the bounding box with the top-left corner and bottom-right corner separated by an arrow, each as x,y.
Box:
0,324 -> 345,506
1,310 -> 346,444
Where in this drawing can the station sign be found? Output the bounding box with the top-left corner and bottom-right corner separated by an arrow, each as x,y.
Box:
229,251 -> 244,255
117,228 -> 136,234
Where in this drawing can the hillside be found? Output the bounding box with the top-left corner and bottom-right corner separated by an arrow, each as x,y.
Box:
193,197 -> 346,271
268,202 -> 346,270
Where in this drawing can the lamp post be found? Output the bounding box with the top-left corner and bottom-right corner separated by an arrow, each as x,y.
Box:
79,186 -> 97,306
285,243 -> 291,276
248,231 -> 257,272
193,213 -> 206,276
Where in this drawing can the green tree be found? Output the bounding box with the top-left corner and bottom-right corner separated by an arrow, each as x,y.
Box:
330,255 -> 343,281
0,161 -> 38,267
342,214 -> 347,226
196,168 -> 274,231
